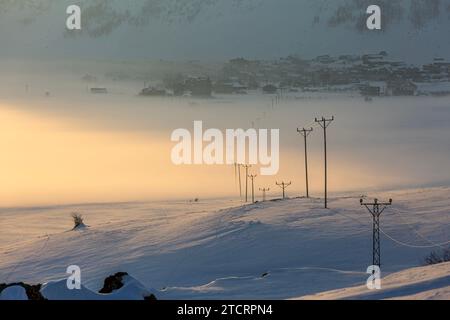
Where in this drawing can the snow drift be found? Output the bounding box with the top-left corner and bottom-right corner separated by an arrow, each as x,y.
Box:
0,188 -> 449,299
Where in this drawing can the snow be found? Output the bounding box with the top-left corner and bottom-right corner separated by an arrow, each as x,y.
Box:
40,275 -> 154,300
0,187 -> 449,300
0,286 -> 28,300
415,82 -> 450,95
295,262 -> 450,300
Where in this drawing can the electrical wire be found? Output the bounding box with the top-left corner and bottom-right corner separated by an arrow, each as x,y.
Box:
386,207 -> 450,249
335,206 -> 450,249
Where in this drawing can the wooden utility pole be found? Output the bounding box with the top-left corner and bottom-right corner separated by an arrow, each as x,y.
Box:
242,165 -> 252,202
259,188 -> 270,202
276,181 -> 292,199
248,174 -> 257,203
297,127 -> 313,198
238,164 -> 242,199
234,163 -> 242,198
315,116 -> 334,208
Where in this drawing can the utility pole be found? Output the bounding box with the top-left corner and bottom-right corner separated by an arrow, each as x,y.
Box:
297,127 -> 313,198
360,198 -> 393,267
259,188 -> 270,202
242,165 -> 252,202
238,164 -> 242,199
234,163 -> 242,198
248,174 -> 257,203
315,116 -> 334,209
276,181 -> 292,199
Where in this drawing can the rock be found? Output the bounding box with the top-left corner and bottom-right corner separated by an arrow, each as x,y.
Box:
0,282 -> 46,300
144,293 -> 158,301
98,272 -> 157,300
99,272 -> 129,294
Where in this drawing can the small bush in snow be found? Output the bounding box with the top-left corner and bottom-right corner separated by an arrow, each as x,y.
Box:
71,212 -> 84,229
423,247 -> 450,265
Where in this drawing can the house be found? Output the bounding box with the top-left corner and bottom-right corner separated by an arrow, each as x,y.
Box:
185,77 -> 212,97
139,87 -> 167,97
360,85 -> 381,97
315,55 -> 335,64
90,88 -> 108,94
262,84 -> 278,94
214,80 -> 248,94
360,81 -> 386,96
415,82 -> 450,96
387,80 -> 417,96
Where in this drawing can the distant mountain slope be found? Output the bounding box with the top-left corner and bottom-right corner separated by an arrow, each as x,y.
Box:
2,0 -> 449,34
1,0 -> 450,61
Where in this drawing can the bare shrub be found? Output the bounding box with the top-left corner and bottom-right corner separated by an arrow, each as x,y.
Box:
71,212 -> 84,229
423,247 -> 450,265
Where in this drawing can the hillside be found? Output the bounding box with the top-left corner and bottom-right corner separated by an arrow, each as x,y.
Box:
0,187 -> 449,299
1,0 -> 450,62
296,262 -> 450,300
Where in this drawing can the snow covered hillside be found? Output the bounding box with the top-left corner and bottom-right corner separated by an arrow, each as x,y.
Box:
0,187 -> 449,299
296,262 -> 450,300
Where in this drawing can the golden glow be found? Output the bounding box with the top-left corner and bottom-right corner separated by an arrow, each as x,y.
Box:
0,96 -> 429,206
0,104 -> 238,206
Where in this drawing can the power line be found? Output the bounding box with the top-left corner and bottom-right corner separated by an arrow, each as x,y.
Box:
389,208 -> 450,249
334,205 -> 450,250
297,127 -> 313,198
379,228 -> 450,249
315,116 -> 334,209
276,181 -> 292,199
360,198 -> 393,267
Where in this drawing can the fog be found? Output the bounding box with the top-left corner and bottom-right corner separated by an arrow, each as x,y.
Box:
1,0 -> 450,205
0,62 -> 449,206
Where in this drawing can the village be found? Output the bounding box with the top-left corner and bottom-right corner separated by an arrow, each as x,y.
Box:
119,52 -> 450,99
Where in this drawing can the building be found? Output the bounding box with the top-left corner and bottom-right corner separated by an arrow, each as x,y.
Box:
90,88 -> 108,94
360,85 -> 381,97
139,87 -> 167,97
387,80 -> 417,96
262,84 -> 278,94
214,80 -> 248,94
185,77 -> 212,97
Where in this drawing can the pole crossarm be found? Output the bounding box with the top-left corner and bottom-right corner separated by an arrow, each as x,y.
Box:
276,181 -> 292,199
315,116 -> 335,129
297,127 -> 313,137
276,181 -> 292,188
